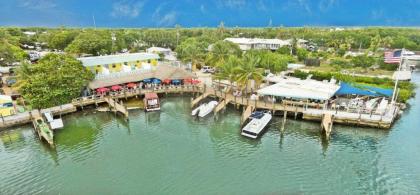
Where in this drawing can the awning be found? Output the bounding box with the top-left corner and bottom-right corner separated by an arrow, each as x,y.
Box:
335,82 -> 393,97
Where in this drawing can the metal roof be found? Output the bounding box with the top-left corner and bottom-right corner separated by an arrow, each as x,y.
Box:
78,53 -> 159,67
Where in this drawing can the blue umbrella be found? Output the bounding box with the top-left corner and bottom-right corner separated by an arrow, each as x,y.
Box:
171,79 -> 181,85
152,78 -> 161,84
143,78 -> 152,83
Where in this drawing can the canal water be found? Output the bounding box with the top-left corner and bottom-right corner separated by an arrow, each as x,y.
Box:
1,73 -> 420,194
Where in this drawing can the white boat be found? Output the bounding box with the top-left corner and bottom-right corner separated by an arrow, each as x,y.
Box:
191,105 -> 203,116
241,111 -> 272,139
365,98 -> 379,112
375,98 -> 389,115
192,101 -> 218,117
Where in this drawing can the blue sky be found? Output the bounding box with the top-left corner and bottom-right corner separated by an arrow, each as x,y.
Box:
0,0 -> 419,27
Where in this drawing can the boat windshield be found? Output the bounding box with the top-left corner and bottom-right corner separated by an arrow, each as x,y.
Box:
250,112 -> 264,119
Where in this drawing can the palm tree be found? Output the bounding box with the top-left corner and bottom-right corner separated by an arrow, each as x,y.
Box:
234,54 -> 264,94
214,55 -> 241,87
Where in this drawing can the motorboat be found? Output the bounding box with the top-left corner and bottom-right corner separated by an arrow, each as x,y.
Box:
241,111 -> 272,139
375,98 -> 389,115
191,101 -> 218,117
365,98 -> 379,112
144,93 -> 160,112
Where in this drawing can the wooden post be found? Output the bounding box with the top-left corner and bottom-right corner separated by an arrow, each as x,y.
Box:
281,111 -> 287,132
1,114 -> 4,125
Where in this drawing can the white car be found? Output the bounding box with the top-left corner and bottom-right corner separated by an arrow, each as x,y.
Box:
201,66 -> 215,73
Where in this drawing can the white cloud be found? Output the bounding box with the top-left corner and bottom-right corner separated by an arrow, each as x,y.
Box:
319,0 -> 338,12
111,0 -> 144,18
257,0 -> 268,11
18,0 -> 56,10
297,0 -> 312,14
200,4 -> 206,13
157,11 -> 177,27
217,0 -> 247,9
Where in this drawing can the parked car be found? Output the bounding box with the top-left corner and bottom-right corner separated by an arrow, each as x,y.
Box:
6,77 -> 17,87
201,66 -> 215,74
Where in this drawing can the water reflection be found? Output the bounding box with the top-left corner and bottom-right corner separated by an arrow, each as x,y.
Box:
0,129 -> 25,150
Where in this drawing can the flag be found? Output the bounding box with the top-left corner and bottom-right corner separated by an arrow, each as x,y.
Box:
384,50 -> 402,64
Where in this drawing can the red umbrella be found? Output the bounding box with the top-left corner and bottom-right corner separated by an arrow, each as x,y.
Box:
183,78 -> 193,84
163,79 -> 171,85
96,87 -> 109,93
111,85 -> 122,91
192,79 -> 201,85
126,83 -> 136,88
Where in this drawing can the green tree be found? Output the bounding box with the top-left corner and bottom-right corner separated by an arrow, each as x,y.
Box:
175,38 -> 208,70
276,46 -> 291,55
0,39 -> 27,66
206,40 -> 241,67
47,30 -> 79,50
296,48 -> 308,61
16,54 -> 94,109
234,54 -> 264,90
351,55 -> 375,68
214,55 -> 241,86
65,30 -> 112,55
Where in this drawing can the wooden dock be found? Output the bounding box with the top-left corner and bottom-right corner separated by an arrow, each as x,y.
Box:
191,92 -> 212,107
104,97 -> 129,119
241,105 -> 255,125
214,96 -> 233,115
321,114 -> 333,139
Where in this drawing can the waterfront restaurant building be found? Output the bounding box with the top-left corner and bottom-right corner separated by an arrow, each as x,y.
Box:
78,52 -> 196,90
78,53 -> 160,76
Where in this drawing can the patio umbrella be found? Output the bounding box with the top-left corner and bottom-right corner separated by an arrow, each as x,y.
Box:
163,79 -> 171,85
183,78 -> 193,84
152,78 -> 161,84
192,79 -> 201,85
126,83 -> 136,88
96,87 -> 109,93
111,85 -> 122,91
143,78 -> 152,83
171,79 -> 181,85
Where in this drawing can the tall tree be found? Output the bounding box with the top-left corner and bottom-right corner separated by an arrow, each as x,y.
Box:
235,54 -> 264,90
16,54 -> 94,109
175,38 -> 207,70
206,40 -> 242,67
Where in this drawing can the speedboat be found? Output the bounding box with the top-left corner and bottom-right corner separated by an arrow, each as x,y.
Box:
241,111 -> 272,139
192,101 -> 218,117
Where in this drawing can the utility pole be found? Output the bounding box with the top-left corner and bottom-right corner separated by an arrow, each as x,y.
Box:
92,14 -> 97,29
391,48 -> 404,104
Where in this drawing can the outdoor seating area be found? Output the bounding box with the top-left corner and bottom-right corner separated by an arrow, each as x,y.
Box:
93,77 -> 201,96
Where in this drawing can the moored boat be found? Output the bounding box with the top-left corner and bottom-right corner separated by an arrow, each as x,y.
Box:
191,101 -> 218,117
241,111 -> 272,139
144,93 -> 160,112
34,118 -> 54,145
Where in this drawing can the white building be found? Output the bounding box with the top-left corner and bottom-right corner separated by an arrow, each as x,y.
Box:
146,47 -> 177,61
224,38 -> 291,51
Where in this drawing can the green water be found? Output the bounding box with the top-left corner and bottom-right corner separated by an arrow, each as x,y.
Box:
1,74 -> 420,194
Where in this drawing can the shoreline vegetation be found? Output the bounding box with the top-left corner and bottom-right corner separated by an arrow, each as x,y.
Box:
0,26 -> 419,110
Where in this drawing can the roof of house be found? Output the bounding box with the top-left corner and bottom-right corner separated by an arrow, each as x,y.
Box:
225,38 -> 290,45
258,77 -> 340,100
146,47 -> 172,52
78,53 -> 159,67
